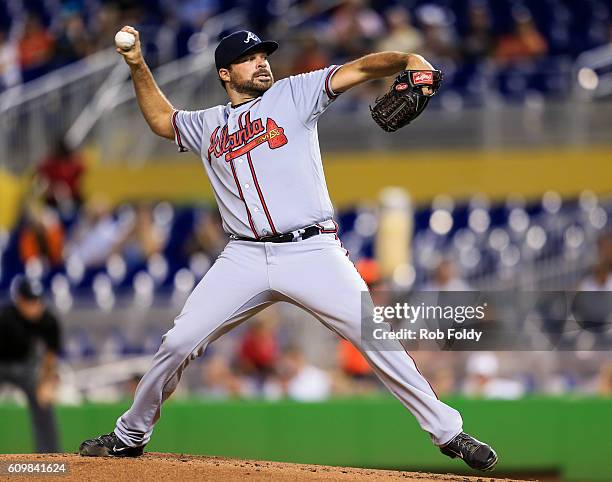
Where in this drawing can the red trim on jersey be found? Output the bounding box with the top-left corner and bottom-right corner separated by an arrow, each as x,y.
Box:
324,65 -> 341,100
229,158 -> 259,239
334,220 -> 350,257
172,111 -> 188,152
239,111 -> 278,235
339,240 -> 349,257
246,151 -> 278,235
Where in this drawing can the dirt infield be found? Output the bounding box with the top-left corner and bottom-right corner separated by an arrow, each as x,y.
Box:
0,453 -> 535,482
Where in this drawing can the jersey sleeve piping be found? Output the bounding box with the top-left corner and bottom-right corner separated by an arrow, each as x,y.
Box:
324,65 -> 342,100
171,110 -> 189,153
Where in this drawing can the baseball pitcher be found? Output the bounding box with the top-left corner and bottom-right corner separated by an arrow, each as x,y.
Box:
79,28 -> 498,472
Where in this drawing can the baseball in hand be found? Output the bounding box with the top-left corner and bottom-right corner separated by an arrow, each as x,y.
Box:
115,31 -> 136,51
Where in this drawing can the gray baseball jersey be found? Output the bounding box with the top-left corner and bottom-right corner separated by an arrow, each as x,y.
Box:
115,64 -> 463,450
171,65 -> 342,238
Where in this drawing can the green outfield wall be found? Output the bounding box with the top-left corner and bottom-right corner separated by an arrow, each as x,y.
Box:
0,396 -> 610,481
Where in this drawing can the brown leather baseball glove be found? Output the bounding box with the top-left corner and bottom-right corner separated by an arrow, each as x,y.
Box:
370,69 -> 443,132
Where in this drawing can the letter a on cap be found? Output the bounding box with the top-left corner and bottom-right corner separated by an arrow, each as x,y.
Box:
244,31 -> 260,43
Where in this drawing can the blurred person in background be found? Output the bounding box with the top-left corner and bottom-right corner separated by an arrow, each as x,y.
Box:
573,232 -> 612,336
494,7 -> 548,66
461,1 -> 495,63
576,262 -> 612,293
423,258 -> 471,291
67,196 -> 124,268
124,373 -> 144,399
0,29 -> 21,91
90,3 -> 122,52
598,361 -> 612,396
327,0 -> 385,58
264,345 -> 332,402
166,0 -> 218,30
580,232 -> 612,290
18,203 -> 65,270
336,258 -> 378,391
200,354 -> 249,399
52,12 -> 93,68
36,139 -> 85,214
337,337 -> 374,382
18,14 -> 55,82
113,202 -> 167,269
0,276 -> 62,452
415,4 -> 460,63
429,367 -> 457,398
462,352 -> 526,399
377,6 -> 424,57
291,33 -> 331,75
184,209 -> 227,259
236,317 -> 279,391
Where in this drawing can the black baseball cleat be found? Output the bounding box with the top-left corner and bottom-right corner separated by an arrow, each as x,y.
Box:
79,432 -> 145,457
439,431 -> 498,471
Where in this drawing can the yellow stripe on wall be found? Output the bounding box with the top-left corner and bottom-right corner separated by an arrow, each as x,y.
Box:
82,146 -> 611,205
325,146 -> 612,205
1,146 -> 611,230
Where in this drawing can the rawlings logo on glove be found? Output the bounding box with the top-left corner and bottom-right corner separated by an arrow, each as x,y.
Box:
370,69 -> 443,132
411,71 -> 434,84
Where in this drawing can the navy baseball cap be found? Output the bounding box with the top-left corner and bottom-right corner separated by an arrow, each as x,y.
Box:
215,30 -> 278,71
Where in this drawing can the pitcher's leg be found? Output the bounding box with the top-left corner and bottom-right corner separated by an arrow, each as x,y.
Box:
358,336 -> 462,445
115,241 -> 272,447
271,236 -> 462,446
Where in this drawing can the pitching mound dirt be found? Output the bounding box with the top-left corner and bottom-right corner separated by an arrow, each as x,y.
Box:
0,453 -> 535,482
